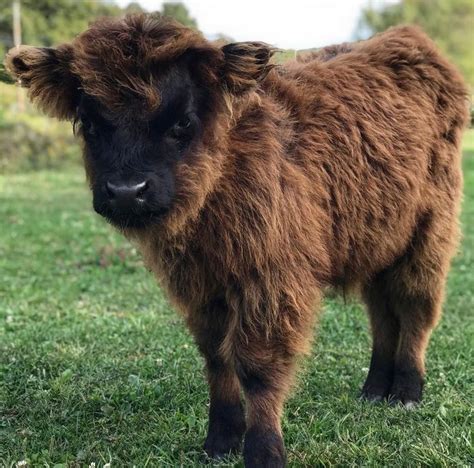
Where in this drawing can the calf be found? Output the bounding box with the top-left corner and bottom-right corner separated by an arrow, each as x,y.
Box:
6,15 -> 469,467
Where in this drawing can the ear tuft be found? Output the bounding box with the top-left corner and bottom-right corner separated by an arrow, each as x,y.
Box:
5,45 -> 79,120
221,42 -> 275,94
6,46 -> 53,86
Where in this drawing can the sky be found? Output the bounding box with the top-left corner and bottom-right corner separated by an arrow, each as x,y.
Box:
116,0 -> 398,50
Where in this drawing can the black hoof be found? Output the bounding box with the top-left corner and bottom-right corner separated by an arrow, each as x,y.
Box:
204,429 -> 243,459
360,390 -> 385,403
243,427 -> 286,468
389,368 -> 424,406
360,373 -> 392,403
388,398 -> 419,409
204,401 -> 246,459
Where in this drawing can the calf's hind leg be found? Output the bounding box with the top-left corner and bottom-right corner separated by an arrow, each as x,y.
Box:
363,211 -> 458,405
387,211 -> 457,405
361,276 -> 400,401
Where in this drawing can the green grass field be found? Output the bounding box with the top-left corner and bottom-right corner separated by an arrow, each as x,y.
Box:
1,132 -> 473,467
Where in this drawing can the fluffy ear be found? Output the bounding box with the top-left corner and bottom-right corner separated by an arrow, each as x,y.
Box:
5,45 -> 79,120
221,42 -> 275,94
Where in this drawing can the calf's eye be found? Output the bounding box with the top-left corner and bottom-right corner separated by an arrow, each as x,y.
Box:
172,116 -> 192,137
81,116 -> 96,137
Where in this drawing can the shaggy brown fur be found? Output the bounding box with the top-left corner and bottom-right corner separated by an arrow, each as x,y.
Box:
6,15 -> 469,467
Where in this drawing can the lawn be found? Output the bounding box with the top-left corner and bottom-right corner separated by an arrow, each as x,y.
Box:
1,132 -> 473,467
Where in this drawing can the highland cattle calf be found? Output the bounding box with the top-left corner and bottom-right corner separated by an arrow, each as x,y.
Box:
6,15 -> 469,467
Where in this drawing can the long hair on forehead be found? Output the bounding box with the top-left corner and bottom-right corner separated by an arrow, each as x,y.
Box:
70,14 -> 224,113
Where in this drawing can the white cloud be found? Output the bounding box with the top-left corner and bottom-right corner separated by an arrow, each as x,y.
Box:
115,0 -> 392,49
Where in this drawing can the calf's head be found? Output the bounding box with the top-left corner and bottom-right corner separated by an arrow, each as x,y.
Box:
6,15 -> 274,231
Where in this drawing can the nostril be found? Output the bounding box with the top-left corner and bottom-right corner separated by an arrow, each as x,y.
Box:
106,181 -> 116,198
135,180 -> 148,199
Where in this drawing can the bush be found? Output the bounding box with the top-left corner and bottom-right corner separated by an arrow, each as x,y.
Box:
0,83 -> 81,173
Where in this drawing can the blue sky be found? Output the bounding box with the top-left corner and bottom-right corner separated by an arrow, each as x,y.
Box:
116,0 -> 398,50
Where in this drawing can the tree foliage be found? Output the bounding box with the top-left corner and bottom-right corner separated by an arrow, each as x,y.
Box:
357,0 -> 474,86
122,2 -> 146,15
161,2 -> 197,29
0,0 -> 121,55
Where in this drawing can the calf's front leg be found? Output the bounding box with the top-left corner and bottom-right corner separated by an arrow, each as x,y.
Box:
203,354 -> 246,458
233,314 -> 315,467
237,357 -> 291,468
189,305 -> 246,459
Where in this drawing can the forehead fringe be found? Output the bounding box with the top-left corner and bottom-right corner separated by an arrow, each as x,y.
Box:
70,14 -> 221,113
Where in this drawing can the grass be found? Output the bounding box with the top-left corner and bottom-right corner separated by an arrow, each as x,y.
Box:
1,132 -> 473,467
